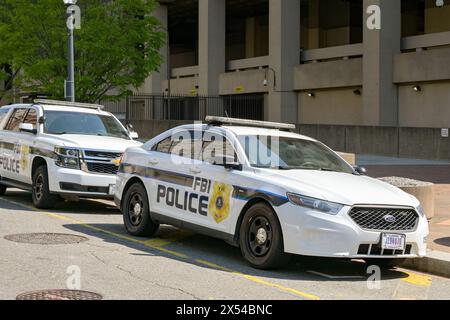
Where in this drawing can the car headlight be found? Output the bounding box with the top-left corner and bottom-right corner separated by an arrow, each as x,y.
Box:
416,205 -> 426,217
54,147 -> 81,170
286,193 -> 344,215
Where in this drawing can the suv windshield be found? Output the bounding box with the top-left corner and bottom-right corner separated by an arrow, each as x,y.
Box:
44,111 -> 129,139
238,135 -> 354,174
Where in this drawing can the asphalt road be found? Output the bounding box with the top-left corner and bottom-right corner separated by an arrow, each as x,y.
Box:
1,189 -> 450,300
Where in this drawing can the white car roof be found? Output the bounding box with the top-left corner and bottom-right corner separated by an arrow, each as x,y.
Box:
6,103 -> 112,116
223,126 -> 316,142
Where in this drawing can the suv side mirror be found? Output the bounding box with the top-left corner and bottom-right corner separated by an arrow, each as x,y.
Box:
19,123 -> 37,134
354,166 -> 367,175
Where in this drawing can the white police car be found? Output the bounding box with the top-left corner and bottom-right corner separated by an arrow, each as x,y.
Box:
115,117 -> 429,269
0,100 -> 142,209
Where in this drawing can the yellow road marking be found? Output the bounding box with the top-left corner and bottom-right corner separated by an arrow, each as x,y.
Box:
0,197 -> 319,300
402,271 -> 432,286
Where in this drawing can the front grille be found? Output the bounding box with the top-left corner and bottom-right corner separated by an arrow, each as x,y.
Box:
86,162 -> 119,175
358,244 -> 413,256
84,151 -> 122,159
348,207 -> 419,231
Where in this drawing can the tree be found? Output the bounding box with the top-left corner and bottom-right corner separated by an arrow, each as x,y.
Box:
0,0 -> 165,103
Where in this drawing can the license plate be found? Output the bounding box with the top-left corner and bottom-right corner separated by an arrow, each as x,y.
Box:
381,233 -> 406,250
109,185 -> 116,195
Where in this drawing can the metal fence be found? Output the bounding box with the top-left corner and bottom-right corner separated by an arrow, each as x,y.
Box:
103,94 -> 264,122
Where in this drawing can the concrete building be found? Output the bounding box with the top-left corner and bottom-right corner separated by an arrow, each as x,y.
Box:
138,0 -> 450,128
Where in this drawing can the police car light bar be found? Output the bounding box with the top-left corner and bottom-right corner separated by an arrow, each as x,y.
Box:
205,116 -> 296,131
33,99 -> 104,110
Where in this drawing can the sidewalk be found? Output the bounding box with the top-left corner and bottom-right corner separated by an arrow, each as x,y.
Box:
357,154 -> 450,277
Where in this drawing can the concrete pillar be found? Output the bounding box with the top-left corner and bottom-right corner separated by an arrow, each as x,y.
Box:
138,4 -> 168,95
268,0 -> 300,123
198,0 -> 226,96
363,0 -> 401,126
245,17 -> 257,58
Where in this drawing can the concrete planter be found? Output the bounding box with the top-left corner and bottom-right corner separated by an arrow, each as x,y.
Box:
378,177 -> 435,220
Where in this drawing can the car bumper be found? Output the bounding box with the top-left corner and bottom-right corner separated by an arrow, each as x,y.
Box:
279,204 -> 429,259
48,162 -> 116,199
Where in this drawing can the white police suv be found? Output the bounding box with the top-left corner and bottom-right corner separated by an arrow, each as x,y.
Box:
115,117 -> 429,269
0,99 -> 142,209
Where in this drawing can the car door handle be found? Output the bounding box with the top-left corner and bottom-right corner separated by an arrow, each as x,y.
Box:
148,158 -> 159,166
189,166 -> 202,174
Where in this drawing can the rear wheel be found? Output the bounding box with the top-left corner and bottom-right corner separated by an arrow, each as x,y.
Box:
364,258 -> 406,269
0,184 -> 7,196
32,165 -> 59,209
239,202 -> 290,270
122,182 -> 159,237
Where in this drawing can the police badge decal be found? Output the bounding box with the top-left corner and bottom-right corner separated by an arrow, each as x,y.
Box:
209,182 -> 232,224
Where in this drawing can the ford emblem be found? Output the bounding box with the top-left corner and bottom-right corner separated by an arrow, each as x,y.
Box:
383,215 -> 397,223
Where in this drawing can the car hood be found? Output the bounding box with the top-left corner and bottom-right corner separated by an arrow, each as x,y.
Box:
49,134 -> 142,152
260,169 -> 418,207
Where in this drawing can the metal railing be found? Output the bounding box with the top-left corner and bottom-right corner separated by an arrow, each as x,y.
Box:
103,94 -> 264,122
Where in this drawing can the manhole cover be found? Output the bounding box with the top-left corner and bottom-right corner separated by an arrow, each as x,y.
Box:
16,290 -> 102,300
4,233 -> 88,245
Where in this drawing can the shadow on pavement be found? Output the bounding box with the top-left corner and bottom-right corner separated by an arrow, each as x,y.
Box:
63,222 -> 410,283
434,237 -> 450,248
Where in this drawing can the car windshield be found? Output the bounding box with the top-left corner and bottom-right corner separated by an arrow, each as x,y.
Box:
44,111 -> 130,139
238,135 -> 354,174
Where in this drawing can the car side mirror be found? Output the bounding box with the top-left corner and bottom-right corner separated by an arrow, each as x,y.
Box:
209,155 -> 243,171
224,162 -> 243,171
129,131 -> 139,140
354,166 -> 367,175
19,123 -> 37,134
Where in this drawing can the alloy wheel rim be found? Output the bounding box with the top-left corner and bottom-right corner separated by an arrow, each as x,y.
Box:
128,193 -> 144,226
34,175 -> 44,200
248,216 -> 273,257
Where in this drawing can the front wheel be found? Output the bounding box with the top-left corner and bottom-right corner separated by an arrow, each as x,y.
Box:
32,166 -> 59,209
239,202 -> 290,270
122,182 -> 159,237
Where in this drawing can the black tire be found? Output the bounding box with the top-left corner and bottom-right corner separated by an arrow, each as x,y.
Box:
122,182 -> 159,237
32,165 -> 59,209
0,183 -> 6,196
239,202 -> 290,270
364,258 -> 406,270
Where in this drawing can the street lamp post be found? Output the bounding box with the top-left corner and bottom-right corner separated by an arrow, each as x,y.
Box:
159,26 -> 171,119
63,0 -> 78,102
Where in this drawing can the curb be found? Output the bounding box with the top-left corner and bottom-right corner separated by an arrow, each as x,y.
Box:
401,250 -> 450,278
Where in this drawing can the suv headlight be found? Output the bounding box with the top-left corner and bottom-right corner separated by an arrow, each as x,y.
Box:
54,147 -> 81,170
287,193 -> 344,215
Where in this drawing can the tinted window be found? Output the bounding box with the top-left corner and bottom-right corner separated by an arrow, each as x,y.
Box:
44,111 -> 129,139
0,108 -> 10,124
238,135 -> 354,174
201,134 -> 237,164
5,109 -> 27,132
23,109 -> 37,129
155,137 -> 172,153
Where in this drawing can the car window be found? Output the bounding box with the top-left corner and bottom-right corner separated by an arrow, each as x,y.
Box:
201,134 -> 237,164
154,137 -> 173,153
0,108 -> 10,125
170,131 -> 202,160
23,109 -> 37,129
5,109 -> 27,132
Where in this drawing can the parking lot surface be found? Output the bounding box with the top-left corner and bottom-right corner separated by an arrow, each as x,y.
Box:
1,189 -> 450,300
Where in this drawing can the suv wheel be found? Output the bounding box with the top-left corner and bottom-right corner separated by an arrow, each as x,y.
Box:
122,182 -> 159,237
32,166 -> 58,209
239,202 -> 290,270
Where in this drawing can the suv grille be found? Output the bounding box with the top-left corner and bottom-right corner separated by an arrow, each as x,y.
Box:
348,207 -> 419,231
86,162 -> 119,175
84,151 -> 122,159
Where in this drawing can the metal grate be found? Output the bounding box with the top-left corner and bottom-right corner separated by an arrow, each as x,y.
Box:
4,233 -> 88,245
17,290 -> 102,300
87,162 -> 119,175
358,244 -> 413,256
84,151 -> 122,159
349,207 -> 419,231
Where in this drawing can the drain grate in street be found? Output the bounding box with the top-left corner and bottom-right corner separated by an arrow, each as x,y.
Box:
4,233 -> 88,245
16,290 -> 102,300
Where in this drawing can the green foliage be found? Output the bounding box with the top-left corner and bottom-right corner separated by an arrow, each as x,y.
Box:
0,0 -> 165,103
